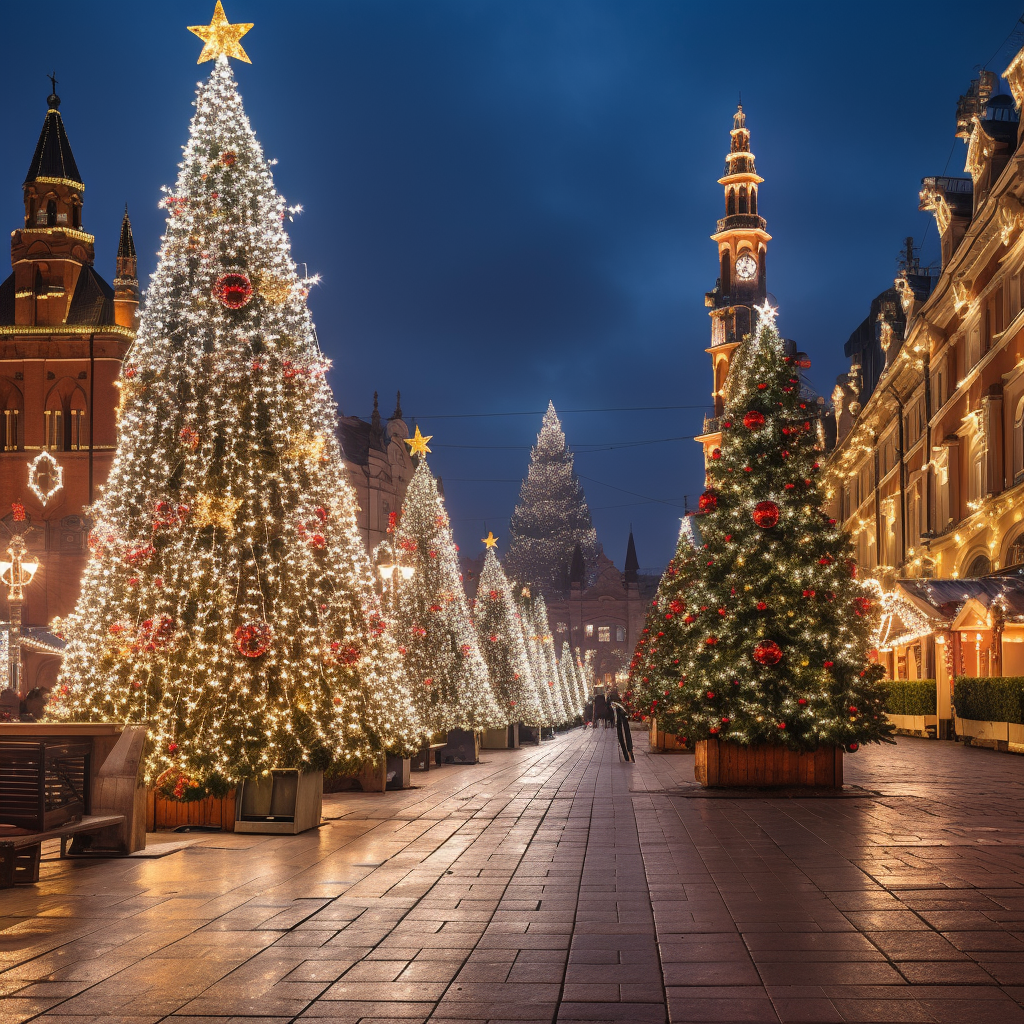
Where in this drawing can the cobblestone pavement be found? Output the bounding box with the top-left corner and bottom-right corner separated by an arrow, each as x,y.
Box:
3,729 -> 1024,1023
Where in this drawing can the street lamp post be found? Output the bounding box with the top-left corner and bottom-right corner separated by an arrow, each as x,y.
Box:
1,534 -> 39,695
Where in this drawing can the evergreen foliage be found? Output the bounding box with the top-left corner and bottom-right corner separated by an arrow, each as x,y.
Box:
506,402 -> 598,593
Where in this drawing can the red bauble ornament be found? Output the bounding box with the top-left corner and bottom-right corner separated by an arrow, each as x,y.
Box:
752,500 -> 780,529
213,272 -> 253,309
846,742 -> 859,753
341,646 -> 360,665
743,410 -> 766,430
235,621 -> 272,658
753,640 -> 783,666
710,448 -> 722,460
220,151 -> 236,166
669,599 -> 685,614
698,489 -> 718,513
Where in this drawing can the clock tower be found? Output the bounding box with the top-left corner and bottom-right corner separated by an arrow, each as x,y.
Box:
697,104 -> 771,461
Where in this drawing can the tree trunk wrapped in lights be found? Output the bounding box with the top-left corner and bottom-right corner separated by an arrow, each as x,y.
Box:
49,55 -> 421,795
377,458 -> 502,735
506,402 -> 598,594
639,307 -> 892,754
474,549 -> 545,726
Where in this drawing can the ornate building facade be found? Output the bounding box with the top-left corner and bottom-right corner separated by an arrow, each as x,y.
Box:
0,84 -> 136,630
825,54 -> 1024,702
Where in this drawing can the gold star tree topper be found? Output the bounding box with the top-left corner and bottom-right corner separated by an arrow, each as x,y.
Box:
482,532 -> 498,549
188,2 -> 253,64
404,426 -> 432,457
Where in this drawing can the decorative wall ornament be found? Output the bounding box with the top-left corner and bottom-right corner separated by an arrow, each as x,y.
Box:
27,450 -> 64,505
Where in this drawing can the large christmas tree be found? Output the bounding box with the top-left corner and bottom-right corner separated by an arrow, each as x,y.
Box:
377,456 -> 501,735
474,547 -> 545,725
50,25 -> 420,793
506,402 -> 598,593
644,307 -> 891,751
516,588 -> 566,726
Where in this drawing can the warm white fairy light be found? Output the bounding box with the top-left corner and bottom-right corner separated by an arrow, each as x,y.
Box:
49,56 -> 422,792
27,450 -> 64,505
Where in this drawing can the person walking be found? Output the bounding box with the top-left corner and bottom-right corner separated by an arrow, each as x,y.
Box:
593,688 -> 607,729
607,689 -> 635,762
583,698 -> 594,729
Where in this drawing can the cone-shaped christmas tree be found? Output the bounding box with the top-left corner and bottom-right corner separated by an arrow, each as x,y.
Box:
516,588 -> 566,726
474,548 -> 545,725
558,642 -> 580,718
650,307 -> 891,751
50,49 -> 420,793
506,402 -> 598,594
377,458 -> 501,734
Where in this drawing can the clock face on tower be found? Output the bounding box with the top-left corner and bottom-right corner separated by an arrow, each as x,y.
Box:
735,253 -> 758,281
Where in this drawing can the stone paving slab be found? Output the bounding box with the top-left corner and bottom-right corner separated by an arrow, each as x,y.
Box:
6,731 -> 1024,1021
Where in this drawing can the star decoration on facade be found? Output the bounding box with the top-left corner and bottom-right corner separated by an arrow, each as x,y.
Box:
188,2 -> 253,64
191,492 -> 242,536
404,426 -> 432,456
482,531 -> 499,549
754,298 -> 778,328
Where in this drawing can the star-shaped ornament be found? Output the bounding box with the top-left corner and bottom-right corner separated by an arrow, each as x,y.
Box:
404,426 -> 432,457
482,532 -> 499,549
188,2 -> 253,64
754,299 -> 778,328
192,492 -> 242,536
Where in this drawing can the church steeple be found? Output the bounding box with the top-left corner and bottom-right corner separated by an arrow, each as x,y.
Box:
113,206 -> 139,329
23,78 -> 85,233
697,104 -> 773,463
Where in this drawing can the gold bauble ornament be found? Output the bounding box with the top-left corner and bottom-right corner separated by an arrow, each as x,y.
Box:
285,431 -> 327,462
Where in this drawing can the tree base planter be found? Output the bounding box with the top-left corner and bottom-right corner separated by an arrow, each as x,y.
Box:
518,724 -> 541,745
234,770 -> 323,834
541,726 -> 555,740
435,728 -> 480,765
385,755 -> 411,790
412,732 -> 448,772
149,788 -> 236,832
695,739 -> 843,789
649,717 -> 691,754
481,724 -> 519,749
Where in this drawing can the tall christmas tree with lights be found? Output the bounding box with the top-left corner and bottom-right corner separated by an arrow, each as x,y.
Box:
377,449 -> 501,735
506,402 -> 598,593
50,7 -> 421,794
474,543 -> 545,725
648,306 -> 891,752
517,588 -> 566,726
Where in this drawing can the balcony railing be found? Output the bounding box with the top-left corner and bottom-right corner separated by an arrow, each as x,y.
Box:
715,214 -> 767,233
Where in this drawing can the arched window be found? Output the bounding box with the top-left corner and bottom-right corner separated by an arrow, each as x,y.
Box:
44,378 -> 87,452
739,186 -> 748,214
965,553 -> 991,578
71,201 -> 80,229
46,200 -> 57,227
726,189 -> 736,216
1006,532 -> 1024,569
1015,396 -> 1024,484
750,188 -> 757,215
0,379 -> 22,452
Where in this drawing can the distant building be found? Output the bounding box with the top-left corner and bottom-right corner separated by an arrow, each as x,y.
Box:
0,82 -> 136,628
337,391 -> 415,553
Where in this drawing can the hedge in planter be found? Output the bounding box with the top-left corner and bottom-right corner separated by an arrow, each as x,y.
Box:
629,307 -> 893,754
954,677 -> 1024,725
886,680 -> 937,717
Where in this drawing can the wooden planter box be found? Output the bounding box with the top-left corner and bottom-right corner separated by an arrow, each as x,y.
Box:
518,724 -> 541,745
649,717 -> 691,754
957,718 -> 1024,752
235,771 -> 323,834
436,728 -> 480,765
481,724 -> 519,749
695,738 -> 843,788
148,788 -> 236,832
886,713 -> 939,738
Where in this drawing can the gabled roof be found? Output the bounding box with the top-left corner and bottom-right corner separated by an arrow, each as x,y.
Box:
897,575 -> 1024,623
25,95 -> 82,188
337,415 -> 388,466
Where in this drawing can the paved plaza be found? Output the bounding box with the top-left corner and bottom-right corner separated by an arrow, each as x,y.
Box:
3,730 -> 1024,1023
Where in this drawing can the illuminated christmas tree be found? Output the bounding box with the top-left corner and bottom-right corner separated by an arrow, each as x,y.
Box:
516,588 -> 566,726
50,30 -> 420,794
474,547 -> 544,725
647,306 -> 891,751
506,402 -> 598,593
560,640 -> 588,717
377,456 -> 501,734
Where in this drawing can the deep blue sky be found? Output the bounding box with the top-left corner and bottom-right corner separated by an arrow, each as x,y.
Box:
3,1 -> 1023,571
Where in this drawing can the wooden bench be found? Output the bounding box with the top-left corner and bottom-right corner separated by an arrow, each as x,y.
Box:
0,814 -> 126,887
0,724 -> 148,887
411,742 -> 447,772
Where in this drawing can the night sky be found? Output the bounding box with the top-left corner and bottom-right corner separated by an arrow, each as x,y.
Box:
3,1 -> 1024,572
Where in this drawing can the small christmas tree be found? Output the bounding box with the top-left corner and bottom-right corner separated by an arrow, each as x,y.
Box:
50,35 -> 420,793
559,641 -> 582,719
517,588 -> 567,726
651,307 -> 891,751
377,457 -> 501,735
474,547 -> 545,725
506,402 -> 598,593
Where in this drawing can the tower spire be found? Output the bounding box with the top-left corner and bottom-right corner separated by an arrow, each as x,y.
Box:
113,206 -> 139,330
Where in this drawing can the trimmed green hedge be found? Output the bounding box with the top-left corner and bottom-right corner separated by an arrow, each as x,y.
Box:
954,677 -> 1024,725
886,680 -> 937,716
